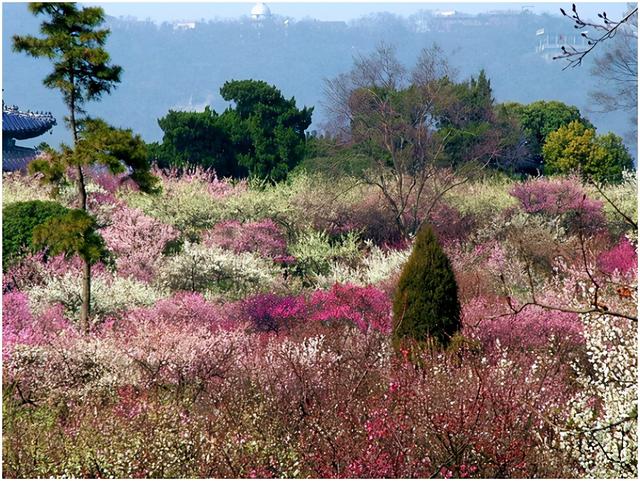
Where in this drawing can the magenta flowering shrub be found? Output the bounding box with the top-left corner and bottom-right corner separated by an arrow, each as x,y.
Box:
462,296 -> 583,352
3,291 -> 72,360
202,219 -> 287,259
88,170 -> 138,195
236,284 -> 392,334
119,292 -> 227,330
2,291 -> 34,359
309,283 -> 392,334
239,293 -> 308,332
597,236 -> 637,275
101,203 -> 180,281
510,177 -> 605,232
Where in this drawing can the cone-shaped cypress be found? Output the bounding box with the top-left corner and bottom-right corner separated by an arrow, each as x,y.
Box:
393,224 -> 461,347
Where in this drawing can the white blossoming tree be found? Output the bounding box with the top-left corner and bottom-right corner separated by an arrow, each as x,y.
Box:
561,312 -> 638,478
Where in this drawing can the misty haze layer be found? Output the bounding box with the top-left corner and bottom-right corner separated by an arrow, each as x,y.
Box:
2,3 -> 635,158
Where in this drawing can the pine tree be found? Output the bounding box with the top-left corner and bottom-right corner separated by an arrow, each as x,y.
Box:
13,3 -> 157,332
393,224 -> 461,347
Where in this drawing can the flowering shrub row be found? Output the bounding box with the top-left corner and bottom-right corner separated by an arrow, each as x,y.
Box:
2,169 -> 637,478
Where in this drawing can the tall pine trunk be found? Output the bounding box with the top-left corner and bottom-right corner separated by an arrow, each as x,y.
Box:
71,91 -> 91,332
76,165 -> 87,211
80,259 -> 91,334
76,166 -> 90,332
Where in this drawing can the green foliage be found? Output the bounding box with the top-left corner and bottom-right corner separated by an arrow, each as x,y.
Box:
151,107 -> 239,176
219,79 -> 313,181
591,133 -> 635,183
32,209 -> 111,266
12,2 -> 122,125
393,224 -> 461,347
436,70 -> 496,167
543,121 -> 633,183
514,100 -> 591,161
2,201 -> 70,270
153,80 -> 313,181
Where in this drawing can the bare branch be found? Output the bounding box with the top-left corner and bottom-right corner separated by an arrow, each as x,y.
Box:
554,6 -> 638,69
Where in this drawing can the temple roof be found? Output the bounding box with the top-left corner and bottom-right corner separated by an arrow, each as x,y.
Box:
2,104 -> 57,140
2,145 -> 39,172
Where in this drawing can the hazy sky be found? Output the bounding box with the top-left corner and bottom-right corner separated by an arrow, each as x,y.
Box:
88,1 -> 630,23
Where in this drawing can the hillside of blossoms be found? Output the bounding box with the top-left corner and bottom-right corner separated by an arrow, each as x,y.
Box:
3,167 -> 637,477
3,2 -> 638,479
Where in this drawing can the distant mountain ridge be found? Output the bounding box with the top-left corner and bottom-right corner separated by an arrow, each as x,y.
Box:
2,3 -> 635,159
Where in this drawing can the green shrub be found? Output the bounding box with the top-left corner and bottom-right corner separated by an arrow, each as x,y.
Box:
2,200 -> 70,270
542,121 -> 633,183
392,224 -> 461,347
288,230 -> 360,285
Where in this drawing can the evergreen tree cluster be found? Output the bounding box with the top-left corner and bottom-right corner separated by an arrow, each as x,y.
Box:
149,80 -> 313,181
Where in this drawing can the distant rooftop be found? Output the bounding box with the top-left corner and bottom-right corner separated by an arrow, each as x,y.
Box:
2,104 -> 57,140
2,104 -> 57,172
2,145 -> 40,172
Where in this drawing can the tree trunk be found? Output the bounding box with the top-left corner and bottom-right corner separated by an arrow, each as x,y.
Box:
76,165 -> 88,211
80,259 -> 91,334
70,75 -> 91,329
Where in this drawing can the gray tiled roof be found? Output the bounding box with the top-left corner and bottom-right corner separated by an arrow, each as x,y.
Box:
2,105 -> 57,140
2,146 -> 38,172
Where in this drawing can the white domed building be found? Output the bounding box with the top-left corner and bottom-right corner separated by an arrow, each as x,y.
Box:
251,3 -> 271,22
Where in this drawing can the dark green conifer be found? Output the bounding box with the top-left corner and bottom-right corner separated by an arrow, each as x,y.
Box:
393,224 -> 461,347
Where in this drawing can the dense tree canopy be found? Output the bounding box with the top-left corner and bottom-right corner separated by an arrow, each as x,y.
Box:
497,100 -> 592,170
149,107 -> 239,176
150,80 -> 313,181
542,120 -> 633,183
220,79 -> 314,181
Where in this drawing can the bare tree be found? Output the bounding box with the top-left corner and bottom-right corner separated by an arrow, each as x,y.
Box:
590,20 -> 638,139
323,44 -> 489,240
555,4 -> 638,143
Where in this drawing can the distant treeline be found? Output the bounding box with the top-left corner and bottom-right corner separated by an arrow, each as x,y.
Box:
2,3 -> 634,159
